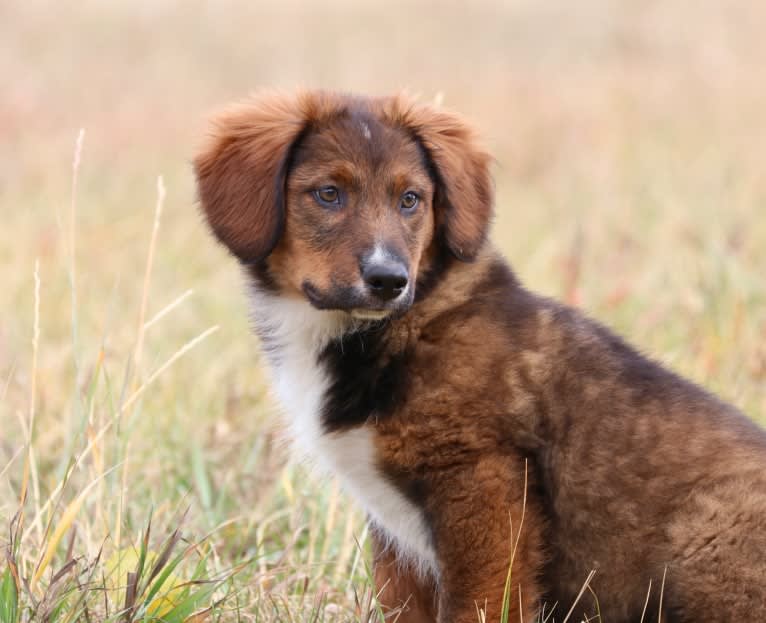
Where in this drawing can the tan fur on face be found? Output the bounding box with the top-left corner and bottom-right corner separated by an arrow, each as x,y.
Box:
270,115 -> 436,300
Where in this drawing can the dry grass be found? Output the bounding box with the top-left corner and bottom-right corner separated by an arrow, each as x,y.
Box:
1,1 -> 765,620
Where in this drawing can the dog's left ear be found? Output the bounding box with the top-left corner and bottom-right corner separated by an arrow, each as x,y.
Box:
193,94 -> 310,263
393,99 -> 494,261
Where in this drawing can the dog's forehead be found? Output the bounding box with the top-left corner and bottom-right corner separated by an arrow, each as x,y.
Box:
292,110 -> 425,171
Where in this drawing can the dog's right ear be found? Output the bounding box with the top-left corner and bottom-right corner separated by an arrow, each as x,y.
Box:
385,95 -> 494,262
193,94 -> 310,263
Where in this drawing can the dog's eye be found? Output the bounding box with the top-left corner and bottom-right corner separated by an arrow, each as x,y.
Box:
400,191 -> 419,213
313,186 -> 340,207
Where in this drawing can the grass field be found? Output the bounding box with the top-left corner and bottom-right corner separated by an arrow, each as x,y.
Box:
1,1 -> 765,620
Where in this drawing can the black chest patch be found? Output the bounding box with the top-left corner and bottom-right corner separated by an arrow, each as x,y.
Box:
318,326 -> 411,432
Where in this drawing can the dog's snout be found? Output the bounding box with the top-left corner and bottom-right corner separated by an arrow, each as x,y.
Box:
362,260 -> 408,301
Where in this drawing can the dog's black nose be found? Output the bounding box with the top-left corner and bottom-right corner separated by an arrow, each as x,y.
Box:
362,261 -> 409,301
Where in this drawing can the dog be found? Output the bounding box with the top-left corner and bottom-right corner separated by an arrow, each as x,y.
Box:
194,91 -> 766,622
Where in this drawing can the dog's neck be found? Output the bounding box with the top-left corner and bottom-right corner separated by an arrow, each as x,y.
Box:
244,244 -> 508,449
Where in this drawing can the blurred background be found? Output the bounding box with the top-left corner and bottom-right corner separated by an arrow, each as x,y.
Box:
1,1 -> 765,619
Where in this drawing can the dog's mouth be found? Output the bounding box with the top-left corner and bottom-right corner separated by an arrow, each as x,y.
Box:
302,280 -> 412,319
349,309 -> 392,321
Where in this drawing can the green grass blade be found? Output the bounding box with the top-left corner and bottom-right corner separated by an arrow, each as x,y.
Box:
0,566 -> 19,623
140,546 -> 190,612
151,579 -> 221,623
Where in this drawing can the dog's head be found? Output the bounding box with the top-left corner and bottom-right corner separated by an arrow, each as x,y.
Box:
194,91 -> 493,320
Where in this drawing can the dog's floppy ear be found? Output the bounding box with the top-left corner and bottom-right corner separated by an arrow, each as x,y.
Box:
392,99 -> 494,261
193,94 -> 310,263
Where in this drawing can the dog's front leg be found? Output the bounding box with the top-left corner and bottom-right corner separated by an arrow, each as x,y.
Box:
371,528 -> 438,622
433,455 -> 544,623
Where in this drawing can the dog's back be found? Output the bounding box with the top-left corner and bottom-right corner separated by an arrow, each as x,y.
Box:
492,271 -> 766,620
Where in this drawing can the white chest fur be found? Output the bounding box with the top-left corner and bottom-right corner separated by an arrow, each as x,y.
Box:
249,291 -> 437,576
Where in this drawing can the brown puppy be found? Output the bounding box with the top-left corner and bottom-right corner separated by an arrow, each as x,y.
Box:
194,91 -> 766,622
